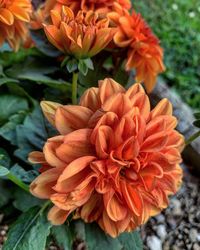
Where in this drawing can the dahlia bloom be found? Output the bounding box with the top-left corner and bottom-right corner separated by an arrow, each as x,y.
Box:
0,0 -> 32,51
43,6 -> 116,59
57,0 -> 131,15
30,78 -> 184,237
111,10 -> 165,93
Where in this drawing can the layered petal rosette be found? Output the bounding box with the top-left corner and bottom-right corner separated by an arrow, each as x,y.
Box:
0,0 -> 32,51
43,6 -> 116,59
30,78 -> 184,237
56,0 -> 131,15
111,10 -> 165,93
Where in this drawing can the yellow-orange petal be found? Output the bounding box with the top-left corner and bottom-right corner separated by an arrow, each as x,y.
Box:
80,87 -> 101,112
150,98 -> 173,119
40,101 -> 62,126
28,151 -> 46,164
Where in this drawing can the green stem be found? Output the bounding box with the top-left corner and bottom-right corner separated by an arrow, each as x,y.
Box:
185,130 -> 200,146
7,172 -> 29,193
72,72 -> 78,105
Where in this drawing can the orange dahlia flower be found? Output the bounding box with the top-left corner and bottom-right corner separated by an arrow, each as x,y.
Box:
57,0 -> 131,15
0,0 -> 32,51
111,10 -> 165,93
43,6 -> 116,59
30,78 -> 184,237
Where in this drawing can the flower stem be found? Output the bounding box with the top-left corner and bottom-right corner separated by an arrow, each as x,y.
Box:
7,172 -> 29,193
72,72 -> 78,105
185,130 -> 200,146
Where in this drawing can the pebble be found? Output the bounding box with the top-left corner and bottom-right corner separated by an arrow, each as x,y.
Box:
147,236 -> 162,250
193,243 -> 200,250
156,214 -> 165,223
156,225 -> 167,241
171,199 -> 182,216
189,229 -> 198,242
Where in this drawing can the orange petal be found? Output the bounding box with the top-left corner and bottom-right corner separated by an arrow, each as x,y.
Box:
99,78 -> 125,104
102,211 -> 118,238
80,87 -> 101,111
104,190 -> 127,221
30,167 -> 63,199
150,98 -> 173,119
8,5 -> 30,22
48,206 -> 70,225
121,181 -> 143,216
0,8 -> 14,25
28,151 -> 46,164
44,136 -> 66,168
55,105 -> 93,135
56,129 -> 94,163
126,83 -> 145,100
44,25 -> 64,52
141,132 -> 168,152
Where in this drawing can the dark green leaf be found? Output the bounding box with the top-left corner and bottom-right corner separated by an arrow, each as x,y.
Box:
14,106 -> 57,163
10,164 -> 38,183
61,56 -> 70,68
0,179 -> 12,208
0,77 -> 19,86
13,189 -> 43,212
3,207 -> 52,250
52,225 -> 74,250
85,223 -> 122,250
118,231 -> 143,250
0,148 -> 11,168
0,112 -> 27,144
0,95 -> 29,125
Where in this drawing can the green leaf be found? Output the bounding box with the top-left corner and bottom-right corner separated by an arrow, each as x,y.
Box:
78,60 -> 88,76
61,56 -> 70,68
0,148 -> 11,168
0,77 -> 19,86
14,106 -> 57,163
76,221 -> 143,250
66,58 -> 78,73
10,164 -> 38,183
84,223 -> 122,250
52,225 -> 74,250
0,95 -> 29,125
0,179 -> 12,208
0,112 -> 27,144
3,206 -> 52,250
118,231 -> 143,250
0,166 -> 9,177
13,189 -> 43,212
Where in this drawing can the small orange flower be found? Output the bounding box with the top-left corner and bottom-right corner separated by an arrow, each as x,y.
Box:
30,78 -> 184,237
43,6 -> 116,59
0,0 -> 32,51
111,10 -> 165,93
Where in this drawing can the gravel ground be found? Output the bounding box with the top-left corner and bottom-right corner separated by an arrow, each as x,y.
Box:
1,165 -> 200,250
141,165 -> 200,250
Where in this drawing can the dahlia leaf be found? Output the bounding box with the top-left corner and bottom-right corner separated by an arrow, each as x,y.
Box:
13,189 -> 43,212
193,119 -> 200,128
52,225 -> 74,250
118,230 -> 143,250
78,59 -> 88,76
0,95 -> 29,126
3,206 -> 52,250
66,58 -> 78,73
84,223 -> 122,250
0,148 -> 11,168
14,106 -> 57,163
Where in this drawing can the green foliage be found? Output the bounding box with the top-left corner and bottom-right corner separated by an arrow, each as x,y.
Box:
2,207 -> 52,250
52,225 -> 74,250
133,0 -> 200,109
